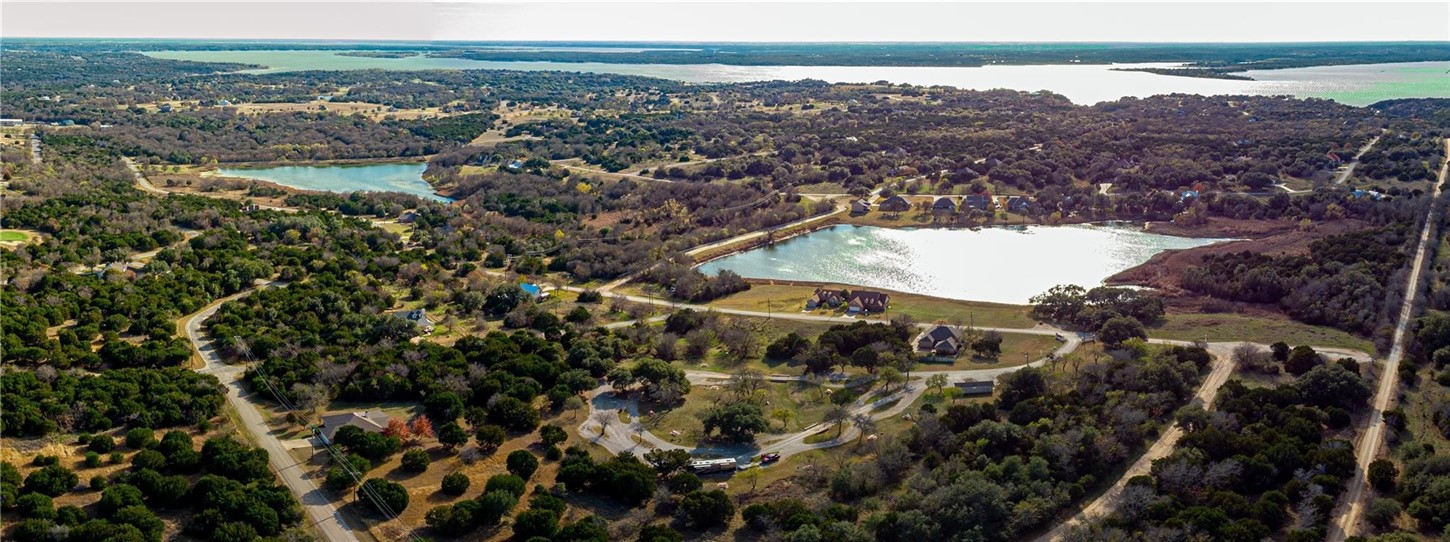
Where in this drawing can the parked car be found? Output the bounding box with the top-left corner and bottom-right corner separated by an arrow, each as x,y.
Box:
760,453 -> 781,465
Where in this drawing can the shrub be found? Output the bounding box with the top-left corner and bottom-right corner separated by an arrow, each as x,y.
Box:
512,508 -> 560,540
441,472 -> 470,495
359,478 -> 409,516
89,475 -> 108,490
23,465 -> 78,497
545,445 -> 563,461
475,425 -> 507,454
130,449 -> 166,471
637,523 -> 684,542
124,428 -> 156,450
678,489 -> 735,529
400,449 -> 430,473
484,474 -> 526,498
84,452 -> 102,468
15,493 -> 55,519
1365,498 -> 1401,531
109,452 -> 124,465
667,471 -> 702,494
539,424 -> 567,447
88,435 -> 116,454
475,490 -> 518,526
1368,459 -> 1399,492
507,450 -> 539,480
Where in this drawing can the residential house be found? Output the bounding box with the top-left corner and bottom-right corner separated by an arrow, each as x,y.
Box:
317,410 -> 391,444
1179,190 -> 1200,202
1005,196 -> 1033,213
845,290 -> 890,314
506,159 -> 525,171
805,288 -> 846,310
932,197 -> 958,213
915,325 -> 963,357
0,119 -> 23,127
95,262 -> 136,279
399,309 -> 434,334
850,199 -> 872,214
878,195 -> 912,213
157,104 -> 172,113
954,380 -> 995,396
398,211 -> 420,224
962,193 -> 994,211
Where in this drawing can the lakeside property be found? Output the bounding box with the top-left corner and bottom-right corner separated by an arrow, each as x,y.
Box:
696,223 -> 1234,305
142,50 -> 1450,106
213,162 -> 450,201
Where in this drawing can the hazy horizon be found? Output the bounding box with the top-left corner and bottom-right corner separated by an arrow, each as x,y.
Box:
4,2 -> 1448,43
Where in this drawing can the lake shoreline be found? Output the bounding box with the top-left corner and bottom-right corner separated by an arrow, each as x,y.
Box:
696,223 -> 1233,305
209,161 -> 453,202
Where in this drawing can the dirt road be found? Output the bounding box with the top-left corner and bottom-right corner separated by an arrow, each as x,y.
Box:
1330,138 -> 1449,541
182,281 -> 364,542
1333,131 -> 1386,185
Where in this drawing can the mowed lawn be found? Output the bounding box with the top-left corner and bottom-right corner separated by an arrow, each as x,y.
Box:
0,229 -> 35,242
916,333 -> 1062,371
1153,312 -> 1374,352
707,283 -> 1037,329
644,381 -> 831,447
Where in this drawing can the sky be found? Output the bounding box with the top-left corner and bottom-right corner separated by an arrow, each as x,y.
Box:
3,1 -> 1448,42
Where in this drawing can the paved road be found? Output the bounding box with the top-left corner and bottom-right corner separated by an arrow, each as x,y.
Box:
579,329 -> 1082,462
69,228 -> 200,275
1333,131 -> 1386,185
685,203 -> 847,256
1330,138 -> 1449,541
554,162 -> 672,183
182,281 -> 364,542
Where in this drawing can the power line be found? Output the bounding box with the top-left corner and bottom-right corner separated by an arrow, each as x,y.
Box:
233,340 -> 426,542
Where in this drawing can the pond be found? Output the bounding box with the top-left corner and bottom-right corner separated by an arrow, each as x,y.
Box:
143,49 -> 1450,106
213,162 -> 450,201
695,224 -> 1235,305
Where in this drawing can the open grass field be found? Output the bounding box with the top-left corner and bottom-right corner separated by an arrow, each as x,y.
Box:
917,333 -> 1061,371
705,283 -> 1037,329
1153,312 -> 1374,352
645,381 -> 832,447
0,229 -> 34,242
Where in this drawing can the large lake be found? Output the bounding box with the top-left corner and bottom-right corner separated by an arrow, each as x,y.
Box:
144,50 -> 1450,106
214,163 -> 450,201
696,224 -> 1234,305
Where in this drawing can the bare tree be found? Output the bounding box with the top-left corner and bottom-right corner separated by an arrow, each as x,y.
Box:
592,410 -> 616,436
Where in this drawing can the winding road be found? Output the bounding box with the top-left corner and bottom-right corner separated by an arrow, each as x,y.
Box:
1329,138 -> 1449,541
181,281 -> 364,542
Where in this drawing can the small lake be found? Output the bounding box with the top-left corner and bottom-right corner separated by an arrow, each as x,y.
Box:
214,162 -> 449,201
144,50 -> 1450,106
696,224 -> 1234,305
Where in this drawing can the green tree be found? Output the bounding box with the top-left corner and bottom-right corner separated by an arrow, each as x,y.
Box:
513,508 -> 560,539
400,449 -> 430,473
1097,316 -> 1146,348
507,450 -> 540,480
441,472 -> 470,496
701,402 -> 769,443
475,490 -> 518,526
475,424 -> 507,454
637,523 -> 684,542
23,465 -> 78,497
438,422 -> 469,451
1368,459 -> 1399,492
539,424 -> 568,447
1285,345 -> 1321,376
679,489 -> 735,529
359,478 -> 409,516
